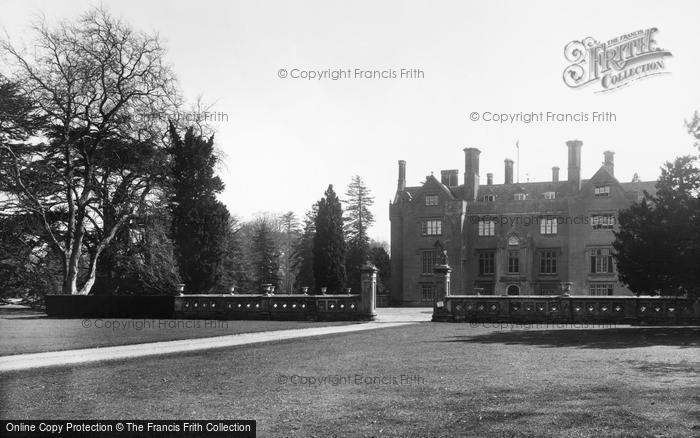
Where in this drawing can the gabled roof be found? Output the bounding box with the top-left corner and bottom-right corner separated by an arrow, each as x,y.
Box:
423,174 -> 456,200
579,166 -> 620,193
403,175 -> 456,200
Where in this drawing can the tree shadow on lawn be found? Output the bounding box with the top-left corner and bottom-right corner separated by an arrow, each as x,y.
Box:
444,327 -> 700,349
325,385 -> 700,437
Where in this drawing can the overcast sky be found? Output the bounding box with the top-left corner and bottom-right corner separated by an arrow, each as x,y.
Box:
3,0 -> 699,242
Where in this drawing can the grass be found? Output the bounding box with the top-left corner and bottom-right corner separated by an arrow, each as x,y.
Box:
1,322 -> 698,437
0,309 -> 355,355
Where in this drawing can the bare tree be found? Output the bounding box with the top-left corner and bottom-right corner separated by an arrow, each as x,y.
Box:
0,8 -> 180,294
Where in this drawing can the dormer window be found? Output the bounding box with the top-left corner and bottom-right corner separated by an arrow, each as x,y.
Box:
544,191 -> 556,200
514,193 -> 527,201
482,194 -> 495,202
594,186 -> 610,197
425,195 -> 439,206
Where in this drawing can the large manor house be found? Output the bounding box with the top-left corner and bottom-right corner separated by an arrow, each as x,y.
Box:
389,140 -> 656,306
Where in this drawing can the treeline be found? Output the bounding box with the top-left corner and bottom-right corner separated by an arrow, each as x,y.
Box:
222,181 -> 390,296
0,8 -> 388,297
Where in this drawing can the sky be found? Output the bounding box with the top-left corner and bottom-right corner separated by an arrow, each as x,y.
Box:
2,0 -> 699,242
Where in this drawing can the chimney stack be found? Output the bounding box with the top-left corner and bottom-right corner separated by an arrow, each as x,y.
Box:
486,173 -> 493,186
463,148 -> 481,202
552,166 -> 560,183
504,159 -> 514,184
566,140 -> 582,191
603,151 -> 614,176
440,169 -> 459,187
397,160 -> 406,192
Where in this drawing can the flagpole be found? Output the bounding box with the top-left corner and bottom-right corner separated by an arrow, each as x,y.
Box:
516,140 -> 520,183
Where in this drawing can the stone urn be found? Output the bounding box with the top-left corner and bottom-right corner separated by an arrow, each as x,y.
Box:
560,282 -> 573,296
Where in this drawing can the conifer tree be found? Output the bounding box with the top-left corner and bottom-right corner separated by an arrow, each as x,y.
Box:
169,123 -> 232,293
343,176 -> 375,292
613,156 -> 700,297
251,219 -> 280,290
293,205 -> 318,292
312,185 -> 347,293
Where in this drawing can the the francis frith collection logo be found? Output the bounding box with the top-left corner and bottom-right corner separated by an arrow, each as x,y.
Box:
563,28 -> 672,92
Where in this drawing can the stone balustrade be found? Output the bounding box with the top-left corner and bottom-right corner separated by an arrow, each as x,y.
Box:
433,295 -> 700,324
45,266 -> 379,321
175,294 -> 365,321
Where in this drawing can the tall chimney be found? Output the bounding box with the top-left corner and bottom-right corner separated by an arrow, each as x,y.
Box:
397,160 -> 406,192
486,173 -> 493,186
552,166 -> 560,183
603,151 -> 614,176
504,159 -> 514,184
441,169 -> 459,187
463,148 -> 481,202
566,140 -> 582,191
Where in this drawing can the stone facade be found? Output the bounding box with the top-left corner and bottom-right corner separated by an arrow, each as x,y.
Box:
390,140 -> 656,306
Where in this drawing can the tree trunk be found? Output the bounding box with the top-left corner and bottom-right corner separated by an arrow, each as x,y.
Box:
78,215 -> 130,295
95,204 -> 117,295
62,252 -> 81,295
79,257 -> 100,296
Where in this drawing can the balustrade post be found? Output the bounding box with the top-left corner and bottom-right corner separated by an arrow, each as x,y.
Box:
432,263 -> 452,321
360,262 -> 377,320
176,283 -> 185,296
433,263 -> 451,301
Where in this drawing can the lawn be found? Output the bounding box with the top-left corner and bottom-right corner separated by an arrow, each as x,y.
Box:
0,309 -> 354,355
1,322 -> 698,437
